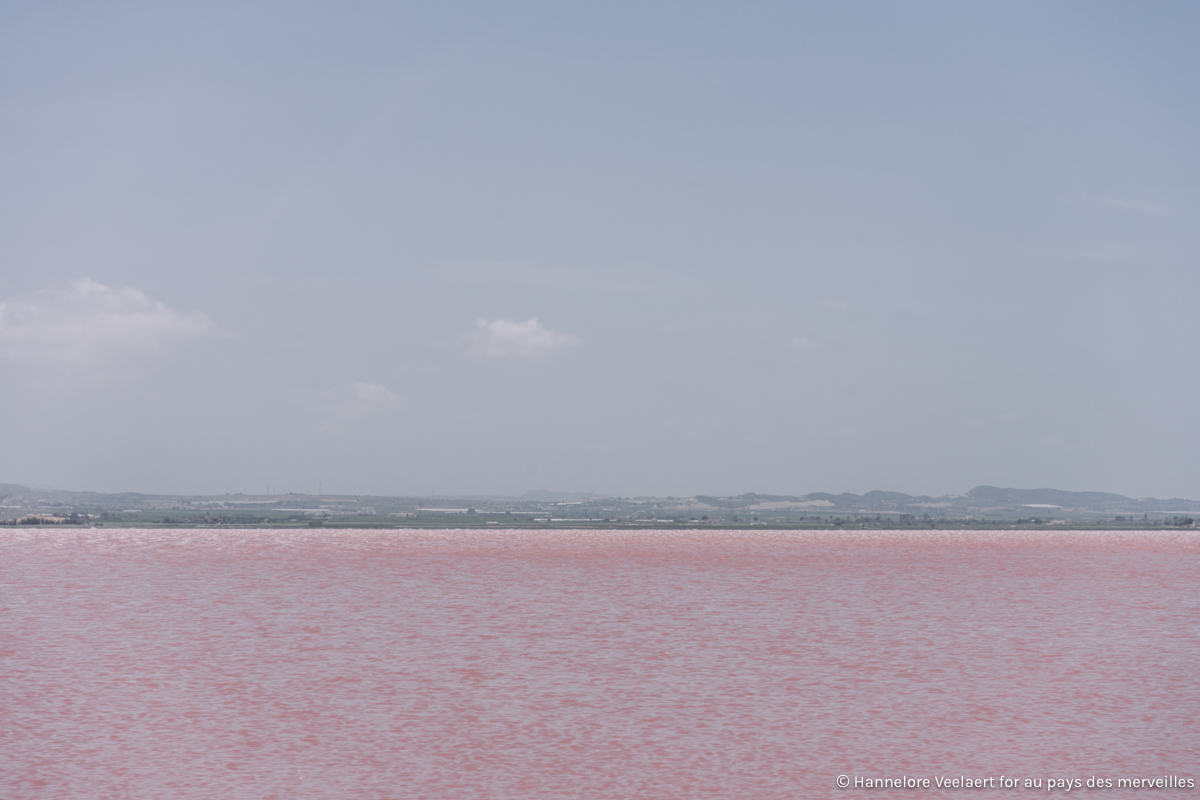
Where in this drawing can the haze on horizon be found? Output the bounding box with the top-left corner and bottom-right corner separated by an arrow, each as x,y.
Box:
1,2 -> 1197,500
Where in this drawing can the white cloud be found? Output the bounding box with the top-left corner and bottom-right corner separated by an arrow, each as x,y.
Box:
0,279 -> 214,366
348,381 -> 400,404
312,382 -> 402,427
460,317 -> 581,360
821,298 -> 849,311
786,337 -> 819,351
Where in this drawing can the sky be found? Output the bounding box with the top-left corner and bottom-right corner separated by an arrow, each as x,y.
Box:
1,1 -> 1198,499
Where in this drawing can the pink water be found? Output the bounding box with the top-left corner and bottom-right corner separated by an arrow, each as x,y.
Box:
2,528 -> 1197,799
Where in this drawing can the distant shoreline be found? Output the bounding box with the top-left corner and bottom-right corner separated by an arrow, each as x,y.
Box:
3,519 -> 1195,532
1,483 -> 1196,530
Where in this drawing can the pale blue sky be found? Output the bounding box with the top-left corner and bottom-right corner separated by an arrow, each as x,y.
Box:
2,1 -> 1198,498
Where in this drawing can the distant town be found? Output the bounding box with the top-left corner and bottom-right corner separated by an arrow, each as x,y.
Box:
1,483 -> 1196,529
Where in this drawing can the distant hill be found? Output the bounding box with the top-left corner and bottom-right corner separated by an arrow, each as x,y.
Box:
695,493 -> 800,509
522,489 -> 606,501
965,486 -> 1138,510
692,487 -> 1199,516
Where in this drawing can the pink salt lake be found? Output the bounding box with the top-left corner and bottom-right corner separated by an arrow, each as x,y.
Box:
2,527 -> 1197,799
